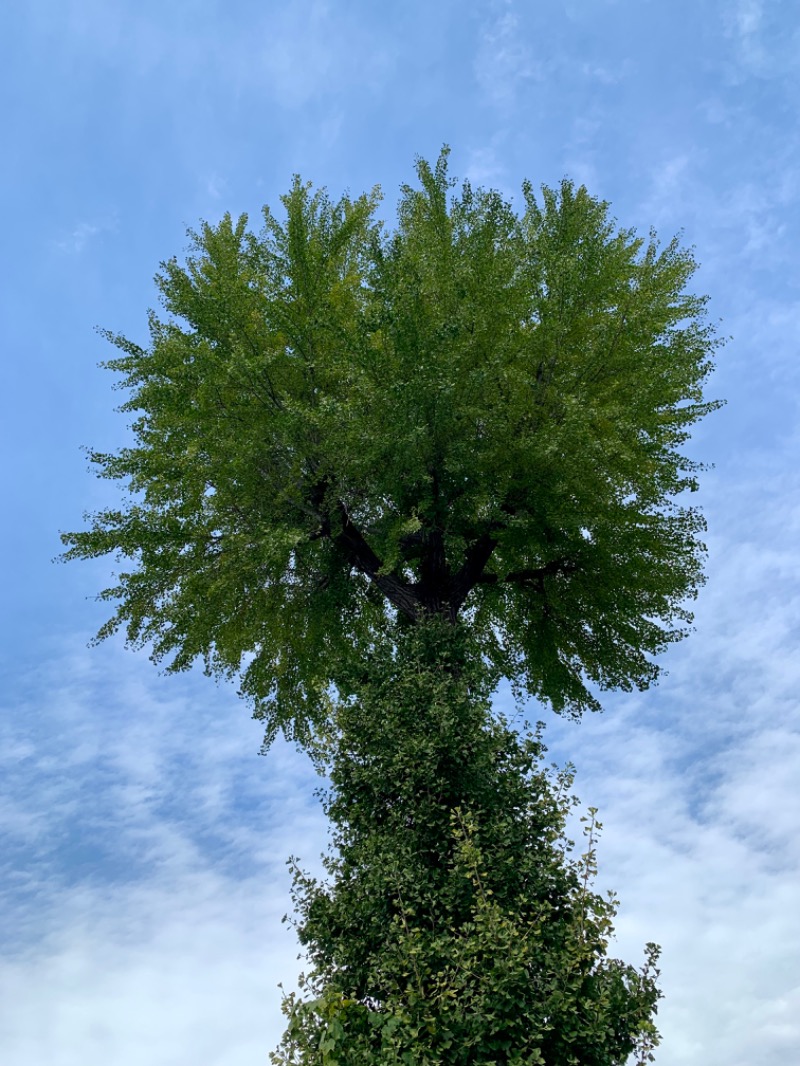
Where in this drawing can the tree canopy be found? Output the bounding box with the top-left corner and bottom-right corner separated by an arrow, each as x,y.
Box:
61,149 -> 721,745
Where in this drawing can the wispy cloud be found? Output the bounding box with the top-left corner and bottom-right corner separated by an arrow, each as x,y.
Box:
0,637 -> 328,1064
474,0 -> 545,108
30,0 -> 396,112
725,0 -> 767,69
0,872 -> 300,1066
53,222 -> 102,255
513,444 -> 800,1066
463,137 -> 519,203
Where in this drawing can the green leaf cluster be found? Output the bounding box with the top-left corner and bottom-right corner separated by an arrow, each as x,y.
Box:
271,622 -> 661,1065
60,149 -> 721,746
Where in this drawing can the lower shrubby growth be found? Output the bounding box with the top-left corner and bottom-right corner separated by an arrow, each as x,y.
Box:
272,623 -> 661,1065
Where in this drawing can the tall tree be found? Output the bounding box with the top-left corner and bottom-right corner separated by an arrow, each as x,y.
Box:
61,151 -> 720,1062
61,150 -> 721,746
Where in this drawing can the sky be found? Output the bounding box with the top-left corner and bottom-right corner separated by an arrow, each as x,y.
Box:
1,0 -> 798,1063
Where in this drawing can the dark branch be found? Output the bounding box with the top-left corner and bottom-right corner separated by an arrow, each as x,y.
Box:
334,501 -> 422,621
303,477 -> 422,621
450,532 -> 499,613
475,558 -> 578,588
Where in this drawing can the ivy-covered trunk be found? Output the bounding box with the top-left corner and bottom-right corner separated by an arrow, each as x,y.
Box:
272,622 -> 661,1065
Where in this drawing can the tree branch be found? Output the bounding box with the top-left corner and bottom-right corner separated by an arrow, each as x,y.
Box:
334,501 -> 422,621
475,557 -> 578,588
303,477 -> 422,621
449,532 -> 500,613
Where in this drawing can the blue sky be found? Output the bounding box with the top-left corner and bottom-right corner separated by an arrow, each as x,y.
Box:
1,1 -> 799,1063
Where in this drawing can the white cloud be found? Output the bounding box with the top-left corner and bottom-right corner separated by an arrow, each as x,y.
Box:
579,61 -> 628,86
0,873 -> 299,1066
474,0 -> 545,108
0,640 -> 328,1064
464,138 -> 518,202
725,0 -> 766,69
54,222 -> 101,255
735,0 -> 763,37
720,0 -> 800,82
30,0 -> 395,112
634,154 -> 694,230
203,174 -> 228,201
519,440 -> 800,1065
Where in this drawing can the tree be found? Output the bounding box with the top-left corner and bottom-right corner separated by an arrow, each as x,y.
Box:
61,151 -> 718,1060
271,620 -> 662,1065
60,149 -> 721,747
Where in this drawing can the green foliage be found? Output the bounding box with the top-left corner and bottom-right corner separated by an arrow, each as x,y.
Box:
57,154 -> 689,1059
271,622 -> 661,1065
61,149 -> 721,746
